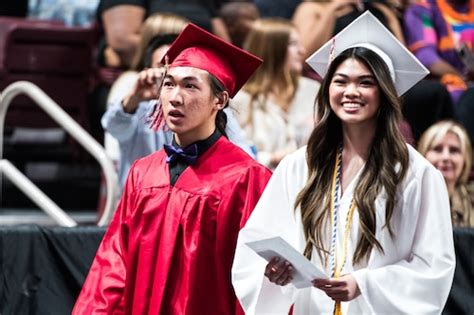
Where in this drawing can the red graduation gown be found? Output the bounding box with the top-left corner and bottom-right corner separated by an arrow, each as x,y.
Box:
73,137 -> 272,314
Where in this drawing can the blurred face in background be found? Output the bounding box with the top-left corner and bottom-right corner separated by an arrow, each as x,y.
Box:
151,44 -> 171,68
285,29 -> 305,74
425,132 -> 465,188
220,2 -> 259,48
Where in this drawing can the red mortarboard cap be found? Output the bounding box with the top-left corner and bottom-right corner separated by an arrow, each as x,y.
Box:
162,23 -> 262,98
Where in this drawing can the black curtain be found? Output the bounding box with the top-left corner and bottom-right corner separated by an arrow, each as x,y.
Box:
0,225 -> 105,315
443,228 -> 474,314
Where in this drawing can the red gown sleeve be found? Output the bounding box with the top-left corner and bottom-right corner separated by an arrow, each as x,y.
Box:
72,162 -> 137,314
215,164 -> 272,315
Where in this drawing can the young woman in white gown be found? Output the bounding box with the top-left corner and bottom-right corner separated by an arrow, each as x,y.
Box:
232,12 -> 455,315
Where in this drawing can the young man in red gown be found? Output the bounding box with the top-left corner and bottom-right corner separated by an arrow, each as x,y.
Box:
73,23 -> 272,314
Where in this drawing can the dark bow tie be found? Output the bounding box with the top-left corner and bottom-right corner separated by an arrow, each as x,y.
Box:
164,143 -> 199,165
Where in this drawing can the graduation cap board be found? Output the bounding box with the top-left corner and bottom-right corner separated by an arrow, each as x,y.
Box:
162,23 -> 263,98
306,11 -> 429,96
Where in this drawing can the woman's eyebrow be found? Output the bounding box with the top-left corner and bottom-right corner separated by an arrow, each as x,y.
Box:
333,73 -> 375,79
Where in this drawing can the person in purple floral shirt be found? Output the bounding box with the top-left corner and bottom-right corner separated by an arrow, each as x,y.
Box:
404,0 -> 474,142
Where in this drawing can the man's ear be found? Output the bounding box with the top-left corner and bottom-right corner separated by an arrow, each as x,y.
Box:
215,91 -> 229,110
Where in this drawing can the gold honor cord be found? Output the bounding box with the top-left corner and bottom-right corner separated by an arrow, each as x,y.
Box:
329,149 -> 356,315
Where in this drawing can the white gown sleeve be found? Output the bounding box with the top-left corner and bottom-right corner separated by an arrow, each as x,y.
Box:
232,150 -> 307,314
352,164 -> 455,314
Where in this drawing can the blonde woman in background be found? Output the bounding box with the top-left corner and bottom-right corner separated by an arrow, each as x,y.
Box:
107,12 -> 189,104
232,18 -> 320,168
129,12 -> 190,71
418,120 -> 474,227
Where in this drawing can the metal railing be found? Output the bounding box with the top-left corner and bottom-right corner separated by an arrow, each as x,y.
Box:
0,81 -> 118,226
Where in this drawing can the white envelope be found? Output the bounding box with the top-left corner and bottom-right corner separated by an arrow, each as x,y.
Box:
246,236 -> 327,289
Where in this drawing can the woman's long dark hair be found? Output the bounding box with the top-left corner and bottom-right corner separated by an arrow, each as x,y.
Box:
295,47 -> 409,265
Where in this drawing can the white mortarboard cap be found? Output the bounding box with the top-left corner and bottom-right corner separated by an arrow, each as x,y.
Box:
306,11 -> 429,96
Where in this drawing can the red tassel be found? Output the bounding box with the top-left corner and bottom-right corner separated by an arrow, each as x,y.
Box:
147,100 -> 166,131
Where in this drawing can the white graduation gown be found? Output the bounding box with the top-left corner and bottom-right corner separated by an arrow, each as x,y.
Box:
232,145 -> 455,315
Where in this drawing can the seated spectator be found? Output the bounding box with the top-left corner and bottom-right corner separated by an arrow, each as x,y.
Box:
28,0 -> 100,27
418,120 -> 474,227
219,1 -> 260,48
98,0 -> 231,69
231,18 -> 320,168
103,15 -> 254,189
293,0 -> 405,60
404,0 -> 474,142
106,13 -> 189,103
404,0 -> 474,103
255,0 -> 301,19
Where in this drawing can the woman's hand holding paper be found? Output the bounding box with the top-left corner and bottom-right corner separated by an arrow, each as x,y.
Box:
264,257 -> 294,286
313,274 -> 360,301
